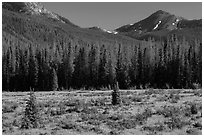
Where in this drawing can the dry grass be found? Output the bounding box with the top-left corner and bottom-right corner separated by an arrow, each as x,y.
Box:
2,89 -> 202,135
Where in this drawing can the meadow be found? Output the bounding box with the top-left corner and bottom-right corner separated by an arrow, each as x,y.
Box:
2,89 -> 202,135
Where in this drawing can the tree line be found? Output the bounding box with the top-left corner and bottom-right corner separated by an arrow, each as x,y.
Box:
2,33 -> 202,91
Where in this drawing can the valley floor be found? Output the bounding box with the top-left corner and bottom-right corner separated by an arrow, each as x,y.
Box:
2,89 -> 202,135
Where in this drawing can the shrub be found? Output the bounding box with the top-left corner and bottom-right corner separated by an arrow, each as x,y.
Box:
109,130 -> 120,135
133,109 -> 153,125
156,94 -> 169,102
183,105 -> 193,117
55,101 -> 67,115
118,118 -> 137,129
80,112 -> 108,123
194,90 -> 202,96
106,120 -> 125,131
49,107 -> 63,116
169,93 -> 180,103
59,119 -> 77,129
2,102 -> 18,113
2,120 -> 13,133
2,105 -> 14,113
132,96 -> 143,102
87,119 -> 101,126
185,101 -> 201,113
89,97 -> 107,106
190,103 -> 198,115
108,113 -> 123,121
193,122 -> 202,129
143,108 -> 153,118
142,122 -> 166,133
121,96 -> 132,105
81,106 -> 98,114
186,127 -> 198,135
156,105 -> 181,117
21,91 -> 39,129
164,115 -> 190,130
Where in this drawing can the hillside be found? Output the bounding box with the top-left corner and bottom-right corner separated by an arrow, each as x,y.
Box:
116,10 -> 202,42
2,2 -> 141,49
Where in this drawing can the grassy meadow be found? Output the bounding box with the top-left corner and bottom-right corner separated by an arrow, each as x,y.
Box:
2,89 -> 202,135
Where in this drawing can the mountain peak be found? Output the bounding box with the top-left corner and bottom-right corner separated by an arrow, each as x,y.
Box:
2,2 -> 77,25
150,10 -> 172,19
3,2 -> 45,14
116,9 -> 201,41
116,10 -> 184,33
23,2 -> 46,14
154,10 -> 169,15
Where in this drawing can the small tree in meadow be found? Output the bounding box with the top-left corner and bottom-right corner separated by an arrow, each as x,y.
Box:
21,90 -> 39,129
112,81 -> 121,105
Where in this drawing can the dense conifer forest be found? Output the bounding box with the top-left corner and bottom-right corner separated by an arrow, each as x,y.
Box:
2,31 -> 202,91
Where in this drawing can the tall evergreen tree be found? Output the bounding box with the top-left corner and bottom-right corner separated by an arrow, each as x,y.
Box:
28,46 -> 39,90
51,68 -> 58,91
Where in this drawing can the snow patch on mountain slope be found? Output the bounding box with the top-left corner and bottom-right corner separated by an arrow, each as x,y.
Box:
171,18 -> 181,30
102,29 -> 118,34
153,21 -> 162,30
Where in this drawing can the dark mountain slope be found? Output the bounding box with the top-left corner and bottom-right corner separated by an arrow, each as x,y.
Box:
177,19 -> 202,28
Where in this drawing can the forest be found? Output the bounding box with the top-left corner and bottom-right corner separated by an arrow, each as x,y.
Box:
2,30 -> 202,92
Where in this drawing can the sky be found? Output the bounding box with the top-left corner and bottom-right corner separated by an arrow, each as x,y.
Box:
42,2 -> 202,30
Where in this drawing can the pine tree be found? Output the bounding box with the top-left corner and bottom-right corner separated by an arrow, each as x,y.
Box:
28,46 -> 39,90
116,44 -> 124,88
63,42 -> 74,89
72,47 -> 88,88
21,90 -> 39,129
112,81 -> 121,105
51,68 -> 58,91
98,46 -> 109,88
88,44 -> 100,88
129,45 -> 138,87
2,49 -> 10,91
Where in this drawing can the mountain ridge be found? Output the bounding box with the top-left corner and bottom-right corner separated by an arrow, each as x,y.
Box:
2,2 -> 78,27
2,2 -> 201,44
116,10 -> 201,41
